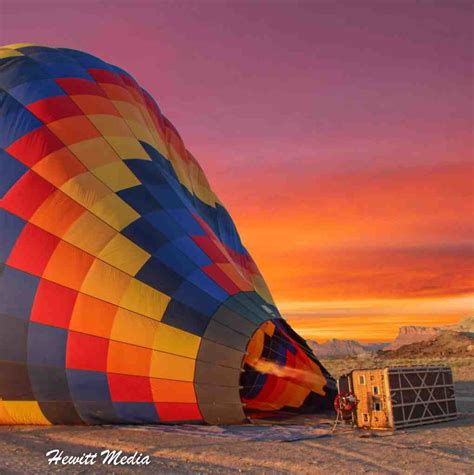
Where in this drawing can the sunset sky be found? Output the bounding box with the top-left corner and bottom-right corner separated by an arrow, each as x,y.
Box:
1,1 -> 472,342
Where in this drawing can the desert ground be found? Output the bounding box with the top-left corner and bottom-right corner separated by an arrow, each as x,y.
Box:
0,356 -> 472,474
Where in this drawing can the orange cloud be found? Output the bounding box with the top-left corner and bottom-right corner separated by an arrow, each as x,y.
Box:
268,244 -> 474,301
226,161 -> 473,249
220,161 -> 474,341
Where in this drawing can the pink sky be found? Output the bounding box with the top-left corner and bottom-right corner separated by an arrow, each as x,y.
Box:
1,1 -> 472,341
1,1 -> 471,176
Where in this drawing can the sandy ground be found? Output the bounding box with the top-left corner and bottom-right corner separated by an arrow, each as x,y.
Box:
0,358 -> 472,474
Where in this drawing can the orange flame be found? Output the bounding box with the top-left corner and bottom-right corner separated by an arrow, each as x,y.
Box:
250,358 -> 326,394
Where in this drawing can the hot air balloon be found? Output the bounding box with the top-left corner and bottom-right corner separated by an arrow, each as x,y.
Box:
0,44 -> 336,425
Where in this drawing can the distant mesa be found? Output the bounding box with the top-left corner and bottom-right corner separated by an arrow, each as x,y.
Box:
381,316 -> 474,359
306,339 -> 387,358
384,316 -> 474,352
384,326 -> 442,351
455,316 -> 474,334
380,330 -> 474,360
307,316 -> 474,359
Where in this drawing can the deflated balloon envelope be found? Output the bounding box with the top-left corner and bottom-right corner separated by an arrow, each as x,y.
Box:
0,44 -> 336,425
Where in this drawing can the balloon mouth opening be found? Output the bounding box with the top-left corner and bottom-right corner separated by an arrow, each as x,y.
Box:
239,319 -> 336,419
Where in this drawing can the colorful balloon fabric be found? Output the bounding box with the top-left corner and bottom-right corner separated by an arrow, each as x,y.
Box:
0,44 -> 336,425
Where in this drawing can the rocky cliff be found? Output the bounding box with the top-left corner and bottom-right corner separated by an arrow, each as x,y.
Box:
384,326 -> 442,351
307,339 -> 369,357
381,331 -> 474,359
455,316 -> 474,334
306,316 -> 473,358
